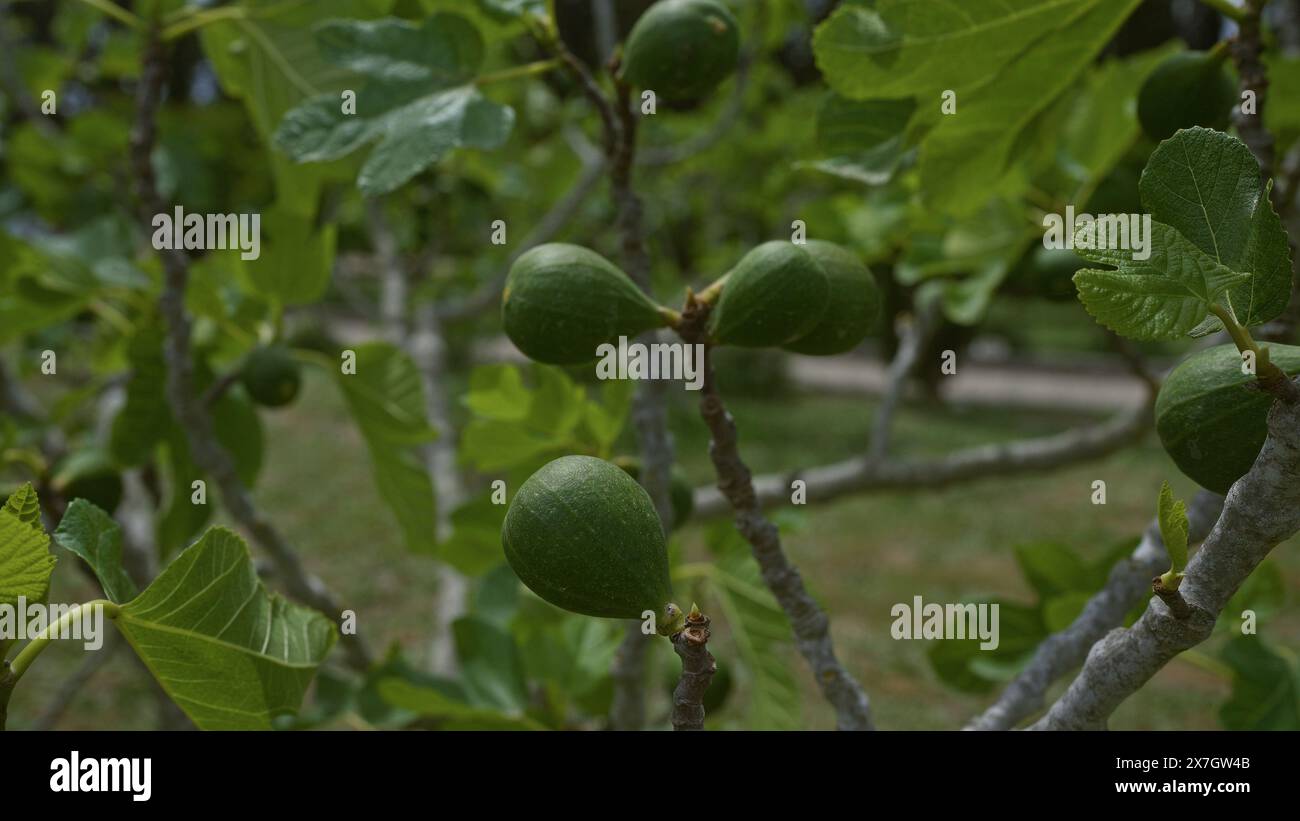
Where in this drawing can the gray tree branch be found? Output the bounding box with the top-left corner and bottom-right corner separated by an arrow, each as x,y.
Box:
966,489 -> 1223,730
130,31 -> 372,672
1032,389 -> 1300,729
677,300 -> 874,730
694,397 -> 1153,518
670,609 -> 716,731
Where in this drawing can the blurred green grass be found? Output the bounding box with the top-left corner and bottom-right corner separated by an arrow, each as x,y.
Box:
13,369 -> 1298,730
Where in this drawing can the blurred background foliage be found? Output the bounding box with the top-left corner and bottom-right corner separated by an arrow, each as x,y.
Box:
2,0 -> 1299,730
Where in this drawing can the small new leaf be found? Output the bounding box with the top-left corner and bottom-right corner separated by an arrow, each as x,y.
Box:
1072,221 -> 1250,339
53,500 -> 138,604
1157,480 -> 1189,576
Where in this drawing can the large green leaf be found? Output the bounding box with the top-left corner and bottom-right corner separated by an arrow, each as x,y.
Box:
198,0 -> 379,214
333,343 -> 437,554
915,0 -> 1141,212
114,527 -> 337,730
0,485 -> 56,609
813,0 -> 1084,100
1139,128 -> 1292,327
804,96 -> 916,186
1219,636 -> 1300,730
274,14 -> 514,195
1072,221 -> 1250,340
52,500 -> 137,604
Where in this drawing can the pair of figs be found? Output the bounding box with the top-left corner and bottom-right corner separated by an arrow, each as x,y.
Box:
620,0 -> 740,103
501,455 -> 678,627
502,240 -> 881,364
1156,344 -> 1300,494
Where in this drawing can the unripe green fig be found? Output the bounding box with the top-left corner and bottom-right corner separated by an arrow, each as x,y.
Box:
502,455 -> 677,624
53,449 -> 123,514
503,243 -> 671,365
241,345 -> 302,408
707,241 -> 830,348
782,241 -> 881,355
620,0 -> 740,103
1137,51 -> 1236,142
612,455 -> 695,530
1156,343 -> 1300,494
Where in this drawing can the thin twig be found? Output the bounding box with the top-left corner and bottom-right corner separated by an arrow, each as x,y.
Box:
677,298 -> 874,730
694,397 -> 1154,518
130,30 -> 372,672
670,608 -> 716,731
868,304 -> 935,463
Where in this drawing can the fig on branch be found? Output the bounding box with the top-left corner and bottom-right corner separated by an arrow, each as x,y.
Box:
502,455 -> 678,627
1155,343 -> 1300,494
502,243 -> 671,365
620,0 -> 741,103
782,240 -> 881,355
707,241 -> 830,347
1137,51 -> 1236,142
52,449 -> 124,514
240,345 -> 302,408
612,455 -> 696,530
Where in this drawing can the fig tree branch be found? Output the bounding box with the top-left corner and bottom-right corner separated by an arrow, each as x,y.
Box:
670,607 -> 716,731
867,303 -> 935,463
678,299 -> 874,730
966,489 -> 1223,730
1230,2 -> 1273,177
1032,386 -> 1300,729
693,396 -> 1153,519
130,30 -> 372,672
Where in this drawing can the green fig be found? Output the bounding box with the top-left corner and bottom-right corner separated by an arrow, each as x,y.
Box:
241,346 -> 302,408
783,241 -> 881,355
620,0 -> 741,103
1137,51 -> 1236,142
502,455 -> 677,625
707,241 -> 829,348
1156,343 -> 1300,494
612,455 -> 695,530
503,243 -> 671,365
53,449 -> 123,514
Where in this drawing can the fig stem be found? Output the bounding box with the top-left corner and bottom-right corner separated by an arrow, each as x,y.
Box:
1209,303 -> 1299,402
670,608 -> 716,731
